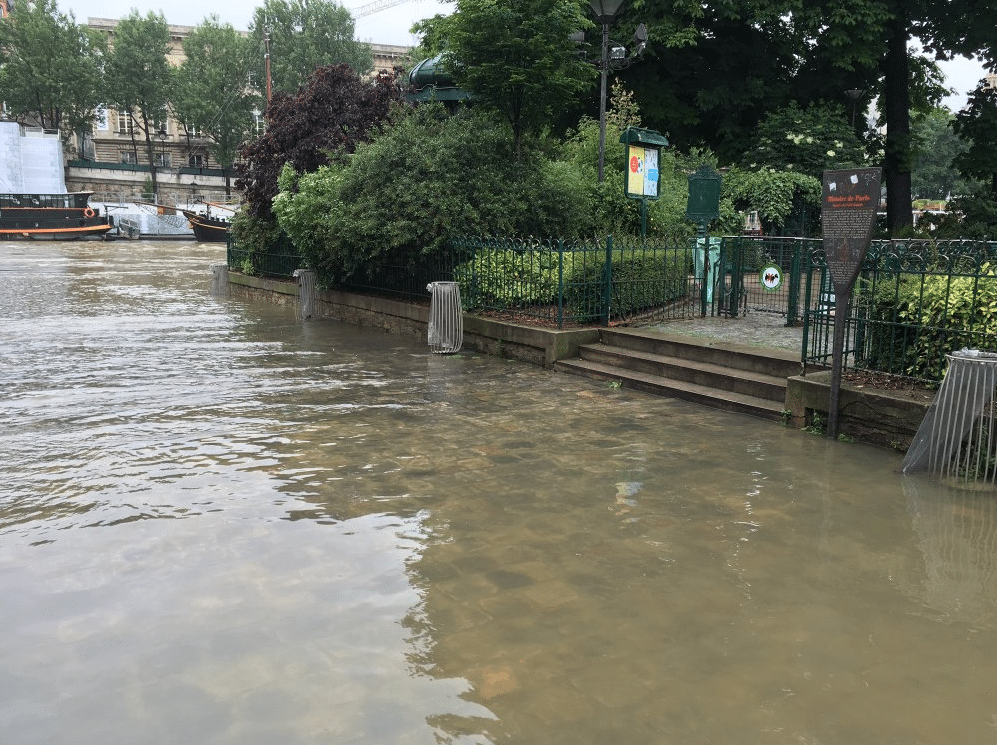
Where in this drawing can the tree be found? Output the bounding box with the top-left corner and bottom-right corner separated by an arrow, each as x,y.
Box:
408,14 -> 450,60
105,10 -> 172,199
248,0 -> 372,96
0,0 -> 106,145
619,0 -> 991,233
910,107 -> 976,200
795,0 -> 997,232
235,63 -> 403,218
953,80 -> 997,198
620,4 -> 829,162
172,16 -> 259,195
742,101 -> 867,178
441,0 -> 594,156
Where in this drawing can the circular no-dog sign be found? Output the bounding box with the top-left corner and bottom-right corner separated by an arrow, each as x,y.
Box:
760,263 -> 783,292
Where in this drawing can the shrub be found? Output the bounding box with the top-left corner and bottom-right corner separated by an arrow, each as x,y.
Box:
564,245 -> 693,323
454,247 -> 560,309
860,266 -> 997,381
230,211 -> 284,275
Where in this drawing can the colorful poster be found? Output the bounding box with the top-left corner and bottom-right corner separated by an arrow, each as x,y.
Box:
643,148 -> 658,198
627,145 -> 645,196
627,145 -> 660,198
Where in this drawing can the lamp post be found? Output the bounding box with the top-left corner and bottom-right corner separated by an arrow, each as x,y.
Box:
845,89 -> 864,128
589,0 -> 627,183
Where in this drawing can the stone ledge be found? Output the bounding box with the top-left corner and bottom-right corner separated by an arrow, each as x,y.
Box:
227,271 -> 598,368
786,370 -> 935,450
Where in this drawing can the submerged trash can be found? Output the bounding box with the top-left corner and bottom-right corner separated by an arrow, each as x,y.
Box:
903,349 -> 997,483
427,281 -> 462,354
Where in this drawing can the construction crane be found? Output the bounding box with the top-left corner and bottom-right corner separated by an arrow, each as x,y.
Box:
351,0 -> 417,18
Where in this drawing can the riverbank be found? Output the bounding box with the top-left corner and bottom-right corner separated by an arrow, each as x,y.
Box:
223,268 -> 934,450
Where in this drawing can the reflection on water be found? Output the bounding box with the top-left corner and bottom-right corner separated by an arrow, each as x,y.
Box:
3,240 -> 997,744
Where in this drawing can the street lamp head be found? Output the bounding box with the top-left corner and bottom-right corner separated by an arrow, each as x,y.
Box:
589,0 -> 626,24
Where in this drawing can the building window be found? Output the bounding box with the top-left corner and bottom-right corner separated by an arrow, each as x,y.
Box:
121,151 -> 138,165
154,153 -> 171,168
117,112 -> 134,135
188,154 -> 204,168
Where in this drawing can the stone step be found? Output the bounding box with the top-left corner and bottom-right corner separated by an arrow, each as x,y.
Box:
598,327 -> 803,379
577,342 -> 788,403
556,357 -> 788,421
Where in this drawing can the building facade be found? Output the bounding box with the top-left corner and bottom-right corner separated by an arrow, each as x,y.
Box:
67,17 -> 411,206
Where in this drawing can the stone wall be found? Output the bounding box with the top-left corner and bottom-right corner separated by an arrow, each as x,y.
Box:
786,371 -> 935,450
226,270 -> 598,369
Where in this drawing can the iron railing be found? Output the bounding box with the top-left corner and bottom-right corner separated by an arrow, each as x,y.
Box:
715,236 -> 821,324
227,237 -> 302,278
802,239 -> 997,383
229,233 -> 705,329
227,230 -> 997,379
446,235 -> 700,328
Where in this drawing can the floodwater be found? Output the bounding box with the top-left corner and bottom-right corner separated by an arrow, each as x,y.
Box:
2,240 -> 997,745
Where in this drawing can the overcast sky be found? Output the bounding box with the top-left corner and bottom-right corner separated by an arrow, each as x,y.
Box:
58,0 -> 990,110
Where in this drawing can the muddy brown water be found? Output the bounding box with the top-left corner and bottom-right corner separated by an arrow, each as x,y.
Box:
2,240 -> 997,744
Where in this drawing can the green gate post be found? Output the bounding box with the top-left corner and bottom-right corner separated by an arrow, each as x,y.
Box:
698,224 -> 709,317
686,164 -> 723,318
557,239 -> 564,329
787,244 -> 801,326
602,234 -> 614,326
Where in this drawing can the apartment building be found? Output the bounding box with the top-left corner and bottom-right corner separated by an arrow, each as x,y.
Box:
67,17 -> 411,205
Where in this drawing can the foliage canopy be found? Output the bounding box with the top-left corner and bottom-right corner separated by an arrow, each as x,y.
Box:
0,0 -> 106,142
248,0 -> 373,95
236,64 -> 404,218
172,16 -> 259,190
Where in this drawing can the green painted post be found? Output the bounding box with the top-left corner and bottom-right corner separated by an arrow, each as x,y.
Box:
787,244 -> 801,326
557,239 -> 564,329
603,234 -> 613,326
699,224 -> 709,317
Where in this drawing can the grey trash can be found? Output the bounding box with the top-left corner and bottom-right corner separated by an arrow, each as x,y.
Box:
427,281 -> 462,354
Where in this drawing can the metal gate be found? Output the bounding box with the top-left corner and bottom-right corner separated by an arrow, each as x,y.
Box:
713,236 -> 820,324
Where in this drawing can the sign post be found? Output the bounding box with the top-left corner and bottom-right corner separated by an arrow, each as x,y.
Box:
687,164 -> 723,316
820,167 -> 882,440
619,127 -> 669,239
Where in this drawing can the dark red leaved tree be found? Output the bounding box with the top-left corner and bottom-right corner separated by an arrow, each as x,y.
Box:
236,64 -> 405,218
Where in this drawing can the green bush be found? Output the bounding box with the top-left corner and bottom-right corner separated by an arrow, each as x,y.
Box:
861,266 -> 997,381
230,211 -> 284,275
564,247 -> 693,323
454,248 -> 560,309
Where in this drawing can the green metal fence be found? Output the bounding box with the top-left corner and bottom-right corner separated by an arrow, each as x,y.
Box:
233,233 -> 707,329
715,236 -> 820,324
446,235 -> 701,328
227,235 -> 302,278
801,239 -> 997,383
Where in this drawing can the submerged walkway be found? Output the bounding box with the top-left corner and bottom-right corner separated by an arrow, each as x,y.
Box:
639,310 -> 805,354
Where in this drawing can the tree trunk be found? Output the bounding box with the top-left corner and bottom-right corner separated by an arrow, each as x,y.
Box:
881,12 -> 912,233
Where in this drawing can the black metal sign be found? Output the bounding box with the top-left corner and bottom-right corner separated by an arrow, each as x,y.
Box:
822,168 -> 882,294
821,167 -> 882,440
